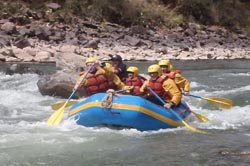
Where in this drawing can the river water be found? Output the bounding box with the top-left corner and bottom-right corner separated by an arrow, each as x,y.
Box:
0,60 -> 250,166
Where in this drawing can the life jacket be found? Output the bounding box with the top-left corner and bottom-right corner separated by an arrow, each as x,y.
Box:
106,76 -> 118,90
174,69 -> 181,74
85,69 -> 109,95
148,75 -> 171,100
163,69 -> 182,79
115,63 -> 127,81
124,76 -> 144,95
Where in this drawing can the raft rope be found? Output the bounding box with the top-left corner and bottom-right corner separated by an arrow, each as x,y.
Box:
101,89 -> 116,108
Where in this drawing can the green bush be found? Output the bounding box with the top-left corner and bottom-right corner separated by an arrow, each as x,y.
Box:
177,0 -> 212,24
0,0 -> 249,31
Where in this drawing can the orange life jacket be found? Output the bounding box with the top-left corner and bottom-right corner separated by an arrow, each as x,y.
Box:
148,75 -> 170,100
124,76 -> 144,95
85,69 -> 109,95
106,76 -> 118,90
163,69 -> 182,79
174,69 -> 181,74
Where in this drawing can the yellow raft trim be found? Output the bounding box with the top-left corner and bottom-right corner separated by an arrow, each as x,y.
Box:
69,102 -> 184,127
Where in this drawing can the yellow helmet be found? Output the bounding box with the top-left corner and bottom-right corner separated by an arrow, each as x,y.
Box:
158,59 -> 174,71
85,57 -> 96,64
158,60 -> 170,66
169,64 -> 174,71
127,66 -> 139,76
148,64 -> 160,75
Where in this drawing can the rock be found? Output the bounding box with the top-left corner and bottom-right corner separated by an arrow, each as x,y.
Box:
46,3 -> 61,11
0,54 -> 5,62
84,39 -> 100,49
15,51 -> 34,62
37,71 -> 81,98
128,25 -> 148,35
59,45 -> 77,53
54,52 -> 85,71
5,57 -> 22,62
34,51 -> 52,62
1,22 -> 16,33
14,38 -> 31,49
34,26 -> 53,41
218,149 -> 250,162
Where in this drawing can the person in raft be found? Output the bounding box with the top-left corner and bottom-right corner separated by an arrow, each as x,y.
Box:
74,57 -> 125,97
123,66 -> 145,96
158,60 -> 190,96
140,64 -> 182,109
109,54 -> 127,81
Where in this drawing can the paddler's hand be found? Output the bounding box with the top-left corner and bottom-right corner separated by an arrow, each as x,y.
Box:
124,86 -> 134,93
183,91 -> 190,96
164,102 -> 175,109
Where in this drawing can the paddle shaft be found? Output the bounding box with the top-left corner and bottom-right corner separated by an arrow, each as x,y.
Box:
147,87 -> 207,134
65,63 -> 95,103
188,93 -> 232,109
148,87 -> 183,121
189,94 -> 202,99
46,63 -> 95,125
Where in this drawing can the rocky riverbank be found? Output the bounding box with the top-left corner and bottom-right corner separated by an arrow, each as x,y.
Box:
1,2 -> 249,98
1,5 -> 250,72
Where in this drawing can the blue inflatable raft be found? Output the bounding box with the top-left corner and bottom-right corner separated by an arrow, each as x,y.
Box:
68,93 -> 191,131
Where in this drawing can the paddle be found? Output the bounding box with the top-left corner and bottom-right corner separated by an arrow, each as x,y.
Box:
188,94 -> 233,109
46,63 -> 95,126
189,110 -> 209,122
147,87 -> 207,134
51,100 -> 79,110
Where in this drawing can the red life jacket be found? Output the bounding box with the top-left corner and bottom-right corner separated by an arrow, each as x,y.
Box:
106,76 -> 117,90
164,73 -> 175,79
163,69 -> 182,79
85,69 -> 109,95
148,75 -> 170,100
124,76 -> 144,95
174,69 -> 181,74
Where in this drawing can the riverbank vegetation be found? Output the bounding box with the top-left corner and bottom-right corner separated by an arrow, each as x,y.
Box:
1,0 -> 250,32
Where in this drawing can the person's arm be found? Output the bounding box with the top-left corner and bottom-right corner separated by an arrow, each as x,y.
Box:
74,74 -> 87,90
174,73 -> 190,95
139,80 -> 149,93
162,79 -> 182,106
183,78 -> 190,95
113,75 -> 126,89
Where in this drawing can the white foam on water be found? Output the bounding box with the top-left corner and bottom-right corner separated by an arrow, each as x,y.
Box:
210,85 -> 250,96
190,81 -> 209,89
188,104 -> 250,130
223,72 -> 250,77
0,72 -> 250,144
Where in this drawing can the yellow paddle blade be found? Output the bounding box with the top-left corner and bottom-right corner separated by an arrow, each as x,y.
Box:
51,100 -> 78,110
181,120 -> 208,134
47,102 -> 67,126
190,110 -> 209,122
204,97 -> 233,109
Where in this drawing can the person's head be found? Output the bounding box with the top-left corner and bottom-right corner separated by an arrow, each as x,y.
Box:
127,66 -> 139,78
158,60 -> 171,74
148,64 -> 160,80
85,57 -> 97,72
109,54 -> 122,67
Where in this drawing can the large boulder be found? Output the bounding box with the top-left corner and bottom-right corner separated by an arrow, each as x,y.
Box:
37,71 -> 82,98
